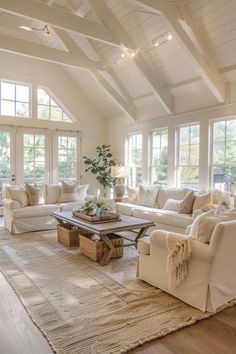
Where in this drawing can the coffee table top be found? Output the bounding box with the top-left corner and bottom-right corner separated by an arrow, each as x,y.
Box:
52,211 -> 154,235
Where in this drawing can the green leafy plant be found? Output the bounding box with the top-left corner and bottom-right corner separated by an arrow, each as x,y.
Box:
83,145 -> 116,195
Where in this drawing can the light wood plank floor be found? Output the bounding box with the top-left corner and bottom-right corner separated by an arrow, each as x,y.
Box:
0,271 -> 235,354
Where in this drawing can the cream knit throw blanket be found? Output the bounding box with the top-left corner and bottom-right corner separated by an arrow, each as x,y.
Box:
166,233 -> 193,290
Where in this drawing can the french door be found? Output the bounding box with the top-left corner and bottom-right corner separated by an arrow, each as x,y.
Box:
0,127 -> 16,187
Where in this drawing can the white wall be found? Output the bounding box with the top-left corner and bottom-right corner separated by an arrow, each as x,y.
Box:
0,52 -> 107,194
108,102 -> 236,191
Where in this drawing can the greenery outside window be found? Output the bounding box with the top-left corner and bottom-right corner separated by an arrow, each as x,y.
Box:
177,124 -> 200,189
0,81 -> 30,118
37,88 -> 72,122
211,119 -> 236,194
24,133 -> 46,184
125,133 -> 142,187
150,128 -> 168,185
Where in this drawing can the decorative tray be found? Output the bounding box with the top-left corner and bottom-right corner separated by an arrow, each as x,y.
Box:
72,211 -> 121,223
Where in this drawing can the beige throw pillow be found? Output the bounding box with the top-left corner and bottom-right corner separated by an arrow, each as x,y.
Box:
178,191 -> 196,214
192,192 -> 213,212
6,187 -> 29,208
58,181 -> 79,203
45,184 -> 62,204
137,184 -> 160,207
25,184 -> 42,206
163,198 -> 181,211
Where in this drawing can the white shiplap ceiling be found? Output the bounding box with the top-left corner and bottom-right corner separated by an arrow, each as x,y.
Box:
0,0 -> 235,120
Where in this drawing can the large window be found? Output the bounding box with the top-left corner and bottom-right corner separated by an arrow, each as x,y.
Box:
57,135 -> 78,182
150,128 -> 168,185
177,124 -> 200,189
0,81 -> 30,118
125,133 -> 142,187
211,119 -> 236,194
23,133 -> 46,184
37,88 -> 71,122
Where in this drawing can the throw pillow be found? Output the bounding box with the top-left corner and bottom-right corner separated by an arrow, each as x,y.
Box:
189,209 -> 216,240
178,191 -> 196,214
163,198 -> 181,211
192,192 -> 213,212
6,187 -> 29,208
58,181 -> 78,203
25,183 -> 42,206
157,188 -> 187,209
126,186 -> 138,204
137,184 -> 160,208
45,184 -> 62,204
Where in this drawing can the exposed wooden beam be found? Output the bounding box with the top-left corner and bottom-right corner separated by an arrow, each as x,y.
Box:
0,0 -> 120,47
88,0 -> 173,115
0,33 -> 102,71
131,0 -> 226,103
53,28 -> 136,120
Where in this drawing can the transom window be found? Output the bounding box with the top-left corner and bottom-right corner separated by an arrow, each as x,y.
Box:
57,136 -> 77,182
23,133 -> 46,184
211,119 -> 236,194
0,81 -> 30,118
37,88 -> 72,122
125,133 -> 142,187
150,128 -> 168,185
177,124 -> 200,189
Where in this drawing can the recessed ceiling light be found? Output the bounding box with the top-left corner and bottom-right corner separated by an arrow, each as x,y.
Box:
19,25 -> 32,31
167,33 -> 173,41
130,52 -> 136,58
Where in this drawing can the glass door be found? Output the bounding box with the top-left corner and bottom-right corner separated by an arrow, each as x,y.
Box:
0,129 -> 15,187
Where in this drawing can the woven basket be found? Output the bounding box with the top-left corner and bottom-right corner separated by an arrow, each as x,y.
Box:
57,224 -> 92,247
79,234 -> 123,262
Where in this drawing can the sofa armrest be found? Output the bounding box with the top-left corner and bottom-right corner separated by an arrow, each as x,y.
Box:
2,198 -> 20,211
150,230 -> 212,262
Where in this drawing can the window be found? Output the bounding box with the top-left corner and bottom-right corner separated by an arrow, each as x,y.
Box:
23,133 -> 46,184
57,135 -> 77,182
0,81 -> 30,118
150,128 -> 168,185
125,133 -> 142,187
177,124 -> 200,189
37,88 -> 72,122
211,119 -> 236,194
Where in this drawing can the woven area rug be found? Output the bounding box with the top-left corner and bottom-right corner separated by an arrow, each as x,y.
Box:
0,229 -> 234,354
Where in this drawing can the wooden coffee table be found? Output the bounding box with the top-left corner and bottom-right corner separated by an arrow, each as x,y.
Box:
52,211 -> 154,265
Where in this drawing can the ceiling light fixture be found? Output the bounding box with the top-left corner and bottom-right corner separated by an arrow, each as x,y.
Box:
19,24 -> 51,36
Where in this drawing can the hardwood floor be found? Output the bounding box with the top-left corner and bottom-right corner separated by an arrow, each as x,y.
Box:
0,271 -> 235,354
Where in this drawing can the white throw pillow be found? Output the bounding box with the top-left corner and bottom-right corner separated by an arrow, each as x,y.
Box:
6,187 -> 29,208
58,182 -> 88,203
163,198 -> 181,211
157,188 -> 187,209
126,186 -> 138,204
137,184 -> 160,207
189,210 -> 215,240
45,184 -> 62,204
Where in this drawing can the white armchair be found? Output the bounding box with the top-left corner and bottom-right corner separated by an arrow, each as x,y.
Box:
137,221 -> 236,312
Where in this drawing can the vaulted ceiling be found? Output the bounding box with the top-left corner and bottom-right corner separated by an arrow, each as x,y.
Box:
0,0 -> 235,121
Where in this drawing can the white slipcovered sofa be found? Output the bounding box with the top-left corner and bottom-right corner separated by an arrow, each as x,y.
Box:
116,186 -> 230,234
137,220 -> 236,312
3,184 -> 88,234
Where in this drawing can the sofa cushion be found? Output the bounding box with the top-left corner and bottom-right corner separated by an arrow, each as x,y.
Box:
59,201 -> 84,212
6,187 -> 29,208
137,184 -> 160,207
45,184 -> 62,204
12,204 -> 59,219
116,202 -> 135,216
25,183 -> 42,206
157,188 -> 187,209
133,207 -> 193,229
193,192 -> 213,212
127,186 -> 138,203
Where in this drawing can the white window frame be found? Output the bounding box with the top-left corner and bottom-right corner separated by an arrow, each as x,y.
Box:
149,127 -> 168,185
0,79 -> 32,118
176,122 -> 200,189
52,131 -> 80,183
125,132 -> 143,187
210,117 -> 236,194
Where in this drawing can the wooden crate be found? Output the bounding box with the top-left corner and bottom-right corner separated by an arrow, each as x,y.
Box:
57,224 -> 92,247
79,234 -> 123,262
